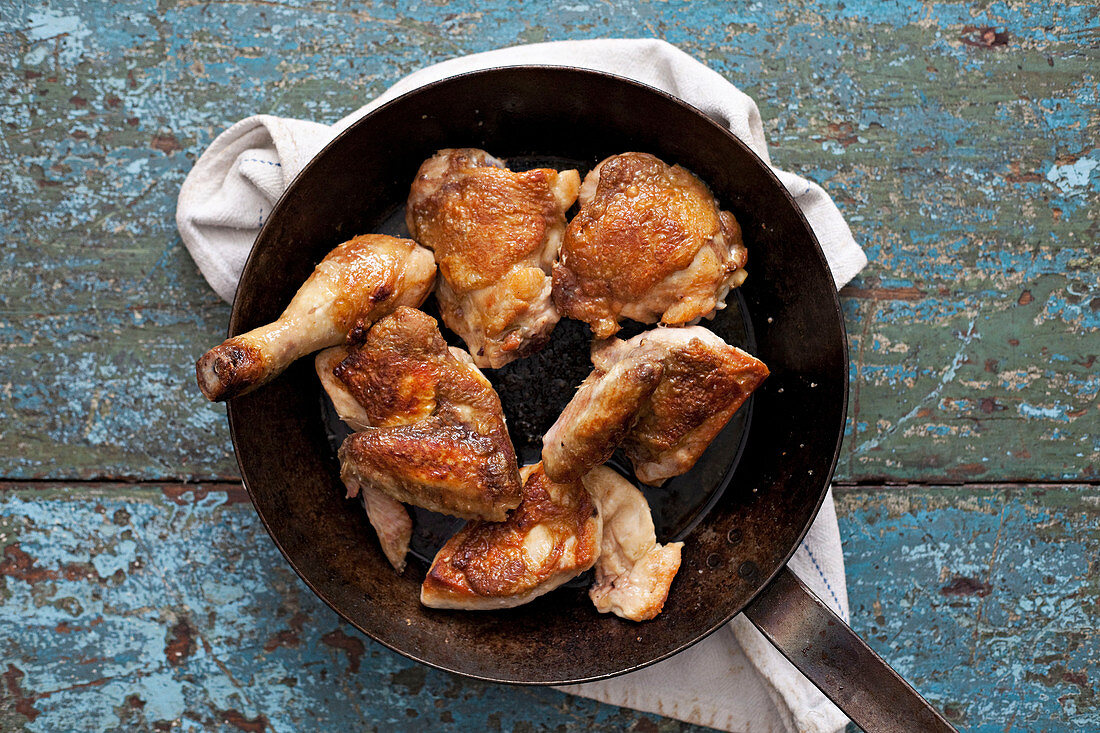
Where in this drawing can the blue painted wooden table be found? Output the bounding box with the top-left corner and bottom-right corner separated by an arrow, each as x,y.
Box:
0,1 -> 1097,731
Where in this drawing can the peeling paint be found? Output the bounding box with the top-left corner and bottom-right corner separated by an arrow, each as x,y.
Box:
0,0 -> 1097,730
837,484 -> 1100,730
0,0 -> 1096,485
0,484 -> 717,731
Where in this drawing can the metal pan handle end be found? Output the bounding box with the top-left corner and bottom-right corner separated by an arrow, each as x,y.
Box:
744,566 -> 957,733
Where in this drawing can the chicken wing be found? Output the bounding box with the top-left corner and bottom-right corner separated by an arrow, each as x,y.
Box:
543,326 -> 769,485
341,462 -> 414,574
553,152 -> 747,339
336,307 -> 523,520
540,351 -> 664,484
315,346 -> 371,431
406,148 -> 580,368
197,234 -> 435,401
315,346 -> 412,573
582,466 -> 682,621
421,462 -> 601,610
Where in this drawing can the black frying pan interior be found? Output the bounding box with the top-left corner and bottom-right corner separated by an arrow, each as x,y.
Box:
228,67 -> 846,684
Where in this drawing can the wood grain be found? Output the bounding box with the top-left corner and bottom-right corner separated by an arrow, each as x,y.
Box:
0,0 -> 1095,482
0,482 -> 1094,730
0,1 -> 1097,730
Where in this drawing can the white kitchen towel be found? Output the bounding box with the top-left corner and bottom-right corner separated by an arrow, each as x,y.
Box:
177,39 -> 865,733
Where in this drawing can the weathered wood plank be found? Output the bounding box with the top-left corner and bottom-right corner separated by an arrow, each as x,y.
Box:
0,483 -> 708,732
1,2 -> 1096,730
1,482 -> 1095,731
1,0 -> 1095,483
835,483 -> 1100,730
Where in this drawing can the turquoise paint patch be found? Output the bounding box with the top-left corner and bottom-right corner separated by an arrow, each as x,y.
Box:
1017,402 -> 1073,421
1046,155 -> 1099,193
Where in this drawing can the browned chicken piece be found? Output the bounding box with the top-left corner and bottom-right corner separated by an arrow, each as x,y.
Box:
554,152 -> 748,339
543,326 -> 769,485
539,352 -> 665,484
315,346 -> 412,572
196,234 -> 436,401
421,463 -> 601,610
406,148 -> 580,368
336,307 -> 523,520
608,328 -> 770,483
582,466 -> 682,621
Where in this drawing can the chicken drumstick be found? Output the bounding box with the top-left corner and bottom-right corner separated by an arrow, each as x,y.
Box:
196,233 -> 435,401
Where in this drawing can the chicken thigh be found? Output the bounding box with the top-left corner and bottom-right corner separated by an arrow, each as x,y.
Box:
315,346 -> 413,573
543,326 -> 769,485
406,148 -> 580,368
421,462 -> 601,610
197,234 -> 435,401
336,306 -> 523,520
553,153 -> 748,339
582,466 -> 682,621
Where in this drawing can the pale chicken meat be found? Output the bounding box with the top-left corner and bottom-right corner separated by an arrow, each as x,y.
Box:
406,148 -> 580,368
553,152 -> 748,339
543,326 -> 769,485
341,461 -> 414,574
196,234 -> 435,401
336,307 -> 523,520
421,463 -> 601,610
582,466 -> 682,621
315,346 -> 412,572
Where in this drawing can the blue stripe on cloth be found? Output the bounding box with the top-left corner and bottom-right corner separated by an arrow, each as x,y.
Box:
801,543 -> 847,622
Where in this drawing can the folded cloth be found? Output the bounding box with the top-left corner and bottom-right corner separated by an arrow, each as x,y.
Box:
177,38 -> 866,733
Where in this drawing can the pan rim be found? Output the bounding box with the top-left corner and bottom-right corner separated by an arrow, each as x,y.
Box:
226,65 -> 850,685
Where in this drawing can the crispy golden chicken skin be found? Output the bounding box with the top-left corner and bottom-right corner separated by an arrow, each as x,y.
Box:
613,329 -> 770,484
315,346 -> 372,431
196,234 -> 435,401
543,326 -> 769,485
406,148 -> 580,368
336,307 -> 522,521
554,153 -> 747,339
538,351 -> 665,485
421,463 -> 601,610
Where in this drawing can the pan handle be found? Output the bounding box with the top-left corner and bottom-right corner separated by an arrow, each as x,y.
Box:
743,566 -> 956,732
